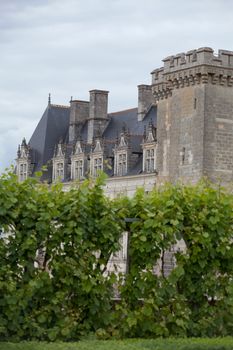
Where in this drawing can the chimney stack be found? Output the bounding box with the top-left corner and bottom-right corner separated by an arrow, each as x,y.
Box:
69,99 -> 89,142
87,89 -> 109,143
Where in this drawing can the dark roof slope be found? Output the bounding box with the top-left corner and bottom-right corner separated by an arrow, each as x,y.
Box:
28,103 -> 157,180
104,106 -> 157,140
29,104 -> 70,173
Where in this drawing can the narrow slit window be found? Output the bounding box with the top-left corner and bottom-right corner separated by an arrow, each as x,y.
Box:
194,98 -> 197,109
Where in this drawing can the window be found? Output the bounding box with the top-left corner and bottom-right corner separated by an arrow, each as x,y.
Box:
93,157 -> 102,177
74,159 -> 83,179
181,147 -> 185,165
118,153 -> 127,176
56,162 -> 64,179
145,148 -> 155,172
19,163 -> 27,181
194,98 -> 197,109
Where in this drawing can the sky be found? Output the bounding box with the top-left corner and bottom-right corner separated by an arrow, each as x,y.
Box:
1,0 -> 233,173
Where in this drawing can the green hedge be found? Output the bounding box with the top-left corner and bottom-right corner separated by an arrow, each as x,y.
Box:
1,338 -> 233,350
0,170 -> 233,340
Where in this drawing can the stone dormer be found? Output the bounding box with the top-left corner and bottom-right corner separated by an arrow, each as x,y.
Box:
16,138 -> 32,181
142,121 -> 157,173
52,140 -> 67,182
70,139 -> 86,180
113,128 -> 130,176
90,136 -> 105,177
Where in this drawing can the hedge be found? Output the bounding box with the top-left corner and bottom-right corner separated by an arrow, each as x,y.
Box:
0,170 -> 233,340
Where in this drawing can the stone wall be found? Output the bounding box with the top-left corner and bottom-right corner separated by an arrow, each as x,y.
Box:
152,47 -> 233,184
204,84 -> 233,183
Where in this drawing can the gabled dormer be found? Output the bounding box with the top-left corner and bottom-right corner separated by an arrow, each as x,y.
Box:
16,138 -> 32,181
90,136 -> 104,177
52,139 -> 67,182
71,140 -> 86,180
113,128 -> 130,176
142,120 -> 157,173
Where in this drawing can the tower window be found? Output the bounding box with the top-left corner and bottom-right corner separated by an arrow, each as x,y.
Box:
194,98 -> 197,109
181,147 -> 186,165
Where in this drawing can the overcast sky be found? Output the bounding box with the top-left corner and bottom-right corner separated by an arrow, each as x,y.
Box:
1,0 -> 233,173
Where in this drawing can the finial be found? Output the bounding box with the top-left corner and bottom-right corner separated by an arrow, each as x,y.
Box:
70,96 -> 73,102
48,93 -> 51,105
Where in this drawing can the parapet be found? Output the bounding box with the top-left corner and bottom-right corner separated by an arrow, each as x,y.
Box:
151,48 -> 233,84
151,48 -> 233,101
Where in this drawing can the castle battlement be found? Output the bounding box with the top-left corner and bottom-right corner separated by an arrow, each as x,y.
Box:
151,47 -> 233,101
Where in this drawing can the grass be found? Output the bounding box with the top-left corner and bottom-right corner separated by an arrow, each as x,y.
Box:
1,338 -> 233,350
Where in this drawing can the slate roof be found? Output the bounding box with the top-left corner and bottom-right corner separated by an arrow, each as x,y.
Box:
27,103 -> 157,181
104,106 -> 157,140
29,104 -> 70,178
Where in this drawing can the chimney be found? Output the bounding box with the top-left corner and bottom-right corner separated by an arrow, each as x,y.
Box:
87,90 -> 109,143
89,89 -> 109,120
137,85 -> 153,121
69,99 -> 89,142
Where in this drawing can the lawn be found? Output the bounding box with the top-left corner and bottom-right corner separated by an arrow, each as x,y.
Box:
1,338 -> 233,350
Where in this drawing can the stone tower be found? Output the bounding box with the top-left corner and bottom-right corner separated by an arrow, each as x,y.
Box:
152,47 -> 233,184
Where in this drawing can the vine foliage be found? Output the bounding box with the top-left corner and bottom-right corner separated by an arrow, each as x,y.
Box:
0,170 -> 233,340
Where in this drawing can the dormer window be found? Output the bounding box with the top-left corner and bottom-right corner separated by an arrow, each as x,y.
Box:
56,162 -> 64,179
118,153 -> 127,176
71,140 -> 85,181
145,148 -> 155,172
142,120 -> 157,174
16,138 -> 31,182
19,163 -> 28,181
93,157 -> 103,177
75,159 -> 83,179
113,129 -> 129,177
52,140 -> 66,182
53,160 -> 65,181
90,137 -> 104,177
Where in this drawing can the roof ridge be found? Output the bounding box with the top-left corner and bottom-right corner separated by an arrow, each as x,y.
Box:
50,104 -> 70,109
108,107 -> 137,115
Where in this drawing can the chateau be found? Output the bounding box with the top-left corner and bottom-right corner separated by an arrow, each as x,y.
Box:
14,47 -> 233,276
16,47 -> 233,196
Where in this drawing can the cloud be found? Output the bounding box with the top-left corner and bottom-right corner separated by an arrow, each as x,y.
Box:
1,0 -> 233,173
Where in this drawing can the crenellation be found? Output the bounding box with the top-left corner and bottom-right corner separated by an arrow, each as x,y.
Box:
155,48 -> 233,82
219,49 -> 233,66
